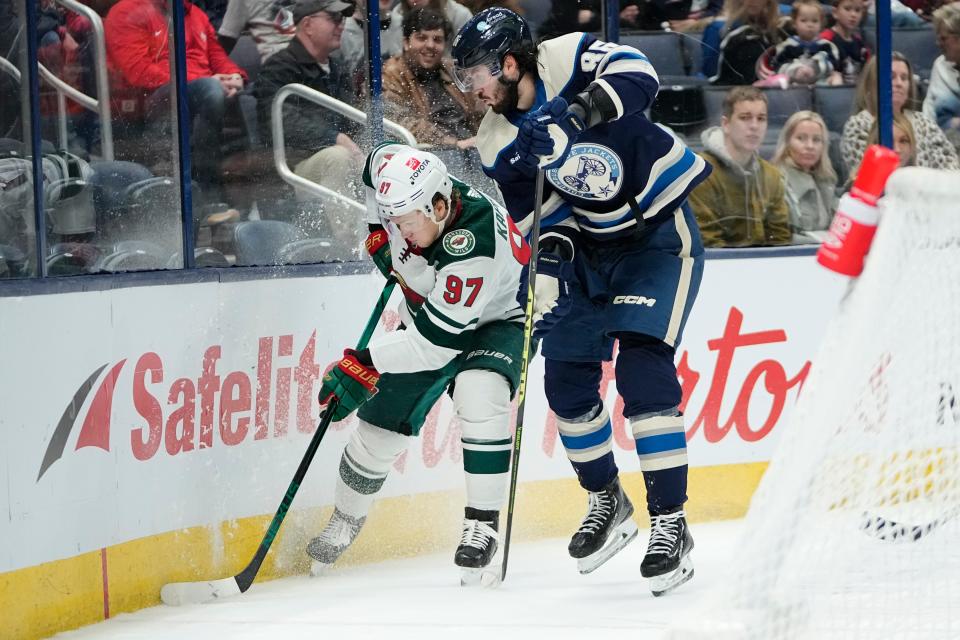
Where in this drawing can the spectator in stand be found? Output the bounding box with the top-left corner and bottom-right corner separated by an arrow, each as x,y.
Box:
862,0 -> 927,29
667,0 -> 726,33
820,0 -> 869,83
841,52 -> 960,170
256,0 -> 365,252
105,0 -> 247,195
924,2 -> 960,153
899,0 -> 945,19
534,0 -> 644,38
761,0 -> 842,85
382,8 -> 485,178
382,0 -> 472,58
217,0 -> 297,63
338,0 -> 393,82
703,0 -> 786,85
841,113 -> 917,186
689,87 -> 792,247
772,111 -> 838,240
869,112 -> 918,166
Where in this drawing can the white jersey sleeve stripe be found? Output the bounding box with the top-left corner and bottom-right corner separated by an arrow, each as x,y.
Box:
596,50 -> 659,81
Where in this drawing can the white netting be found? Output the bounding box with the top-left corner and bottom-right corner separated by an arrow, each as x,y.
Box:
668,168 -> 960,640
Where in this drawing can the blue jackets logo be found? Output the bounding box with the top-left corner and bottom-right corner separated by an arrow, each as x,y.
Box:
547,143 -> 622,201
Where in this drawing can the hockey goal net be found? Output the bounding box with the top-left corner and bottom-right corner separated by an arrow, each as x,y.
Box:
669,168 -> 960,640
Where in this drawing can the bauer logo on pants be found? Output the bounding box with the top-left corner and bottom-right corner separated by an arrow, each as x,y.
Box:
443,230 -> 476,256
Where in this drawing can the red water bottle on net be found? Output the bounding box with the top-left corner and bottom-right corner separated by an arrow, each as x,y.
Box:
817,145 -> 901,276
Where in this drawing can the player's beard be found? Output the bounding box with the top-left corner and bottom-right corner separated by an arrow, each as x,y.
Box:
490,76 -> 520,115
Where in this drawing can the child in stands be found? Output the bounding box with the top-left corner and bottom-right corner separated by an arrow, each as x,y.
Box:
820,0 -> 869,83
766,0 -> 842,85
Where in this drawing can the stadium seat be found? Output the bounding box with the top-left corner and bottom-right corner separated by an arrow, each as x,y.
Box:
651,85 -> 707,132
892,27 -> 939,78
46,242 -> 102,275
279,237 -> 338,264
0,243 -> 28,278
165,247 -> 231,268
704,86 -> 812,129
99,240 -> 170,272
683,31 -> 705,77
815,85 -> 856,134
620,32 -> 688,77
229,35 -> 261,84
828,132 -> 849,188
88,160 -> 154,235
764,87 -> 814,127
233,220 -> 304,266
702,86 -> 729,126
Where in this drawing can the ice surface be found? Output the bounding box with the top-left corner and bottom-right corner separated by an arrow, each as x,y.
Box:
54,520 -> 743,640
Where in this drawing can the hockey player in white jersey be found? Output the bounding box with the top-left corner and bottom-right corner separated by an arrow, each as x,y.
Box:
452,8 -> 710,595
307,144 -> 530,584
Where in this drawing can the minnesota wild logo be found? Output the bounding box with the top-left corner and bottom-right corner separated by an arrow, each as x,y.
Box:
443,229 -> 476,256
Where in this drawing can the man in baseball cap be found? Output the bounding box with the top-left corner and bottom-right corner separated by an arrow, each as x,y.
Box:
292,0 -> 355,24
256,0 -> 364,259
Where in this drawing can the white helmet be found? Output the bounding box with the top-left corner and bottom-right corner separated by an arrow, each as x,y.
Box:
374,147 -> 452,225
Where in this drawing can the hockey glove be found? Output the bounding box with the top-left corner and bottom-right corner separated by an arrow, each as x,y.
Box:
513,112 -> 555,174
517,250 -> 577,339
530,97 -> 586,171
318,349 -> 379,422
531,252 -> 576,338
365,228 -> 392,279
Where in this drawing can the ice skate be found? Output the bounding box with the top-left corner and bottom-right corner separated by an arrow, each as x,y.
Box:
640,508 -> 694,596
568,477 -> 638,574
306,508 -> 366,576
455,508 -> 500,586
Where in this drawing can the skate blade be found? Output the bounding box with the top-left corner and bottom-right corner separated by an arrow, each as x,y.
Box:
459,566 -> 502,588
577,518 -> 639,575
309,560 -> 334,577
650,555 -> 694,597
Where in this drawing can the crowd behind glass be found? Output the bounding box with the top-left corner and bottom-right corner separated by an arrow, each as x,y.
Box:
1,0 -> 958,276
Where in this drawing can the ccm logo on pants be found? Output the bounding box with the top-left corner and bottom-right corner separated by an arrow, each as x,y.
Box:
612,295 -> 657,307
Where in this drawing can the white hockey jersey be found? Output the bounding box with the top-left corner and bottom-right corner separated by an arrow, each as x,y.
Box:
361,143 -> 529,374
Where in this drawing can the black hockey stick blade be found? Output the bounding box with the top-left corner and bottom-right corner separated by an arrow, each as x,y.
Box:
860,503 -> 960,542
160,280 -> 396,605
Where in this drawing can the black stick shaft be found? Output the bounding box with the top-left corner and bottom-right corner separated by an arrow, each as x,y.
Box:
500,169 -> 546,582
235,279 -> 396,592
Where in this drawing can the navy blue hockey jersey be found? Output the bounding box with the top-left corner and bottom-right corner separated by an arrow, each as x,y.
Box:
475,32 -> 711,241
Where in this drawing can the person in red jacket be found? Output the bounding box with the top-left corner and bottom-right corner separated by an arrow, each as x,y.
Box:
105,0 -> 247,192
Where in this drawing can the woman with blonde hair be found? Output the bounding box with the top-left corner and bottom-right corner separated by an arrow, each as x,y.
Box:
867,112 -> 917,167
841,51 -> 959,171
773,111 -> 838,236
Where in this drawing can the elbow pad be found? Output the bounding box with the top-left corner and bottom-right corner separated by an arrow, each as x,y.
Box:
570,83 -> 619,128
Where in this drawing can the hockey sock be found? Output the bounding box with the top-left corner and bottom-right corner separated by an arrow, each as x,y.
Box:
335,420 -> 410,520
453,370 -> 512,511
556,404 -> 619,492
630,407 -> 689,513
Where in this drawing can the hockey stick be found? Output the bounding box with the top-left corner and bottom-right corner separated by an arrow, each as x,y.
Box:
498,168 -> 547,584
861,503 -> 960,542
160,278 -> 396,606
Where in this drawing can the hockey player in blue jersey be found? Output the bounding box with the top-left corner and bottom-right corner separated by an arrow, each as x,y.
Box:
452,8 -> 710,596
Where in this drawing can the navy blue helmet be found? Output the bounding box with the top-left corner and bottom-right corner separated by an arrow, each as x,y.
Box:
451,8 -> 532,92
